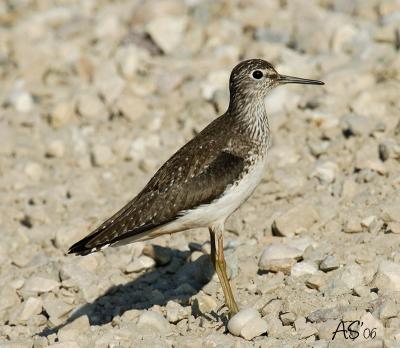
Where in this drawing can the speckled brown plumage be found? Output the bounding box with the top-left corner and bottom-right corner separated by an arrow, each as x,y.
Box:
69,59 -> 323,255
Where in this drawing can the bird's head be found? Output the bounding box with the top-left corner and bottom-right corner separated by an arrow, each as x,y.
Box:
229,59 -> 324,101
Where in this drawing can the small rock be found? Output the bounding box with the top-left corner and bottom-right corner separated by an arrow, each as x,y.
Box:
115,45 -> 140,79
294,317 -> 318,339
343,219 -> 363,233
46,139 -> 65,158
317,319 -> 339,340
77,92 -> 106,119
310,161 -> 338,183
50,101 -> 75,128
91,144 -> 115,167
193,292 -> 218,315
12,90 -> 34,113
23,276 -> 59,293
18,297 -> 43,322
146,16 -> 187,54
272,204 -> 319,237
57,315 -> 90,342
291,261 -> 318,277
263,314 -> 283,337
259,258 -> 295,275
117,92 -> 148,122
165,300 -> 190,323
24,162 -> 43,181
373,261 -> 400,291
306,274 -> 326,290
381,203 -> 400,223
125,255 -> 156,273
227,308 -> 259,337
379,299 -> 398,320
388,222 -> 400,234
280,312 -> 296,326
137,311 -> 170,334
259,243 -> 303,261
43,297 -> 73,319
320,255 -> 339,272
240,317 -> 268,340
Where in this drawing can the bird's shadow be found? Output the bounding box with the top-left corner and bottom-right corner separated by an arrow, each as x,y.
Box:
39,246 -> 215,337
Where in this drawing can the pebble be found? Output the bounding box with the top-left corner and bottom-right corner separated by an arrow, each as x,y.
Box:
373,261 -> 400,291
192,292 -> 218,315
343,219 -> 363,233
50,100 -> 75,128
227,308 -> 259,336
291,261 -> 318,277
12,90 -> 34,113
137,311 -> 170,334
125,255 -> 156,273
319,255 -> 339,272
91,144 -> 115,167
77,92 -> 106,119
240,317 -> 268,340
310,161 -> 338,184
17,297 -> 43,322
24,162 -> 43,181
272,204 -> 319,237
146,16 -> 187,54
23,276 -> 59,293
260,243 -> 303,262
57,315 -> 90,342
43,296 -> 73,319
165,300 -> 190,323
280,312 -> 296,326
46,139 -> 65,158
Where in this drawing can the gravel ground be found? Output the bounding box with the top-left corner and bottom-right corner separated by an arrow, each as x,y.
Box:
1,0 -> 400,347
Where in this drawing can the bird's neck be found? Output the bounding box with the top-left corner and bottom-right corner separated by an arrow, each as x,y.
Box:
227,95 -> 270,144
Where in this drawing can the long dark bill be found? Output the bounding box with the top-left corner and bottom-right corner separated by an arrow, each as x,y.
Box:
278,74 -> 324,85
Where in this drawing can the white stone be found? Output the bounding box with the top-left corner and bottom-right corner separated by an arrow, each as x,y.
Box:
227,308 -> 260,337
259,243 -> 303,264
310,161 -> 338,183
272,204 -> 319,237
240,317 -> 268,340
115,46 -> 141,79
46,139 -> 65,158
375,261 -> 400,291
165,300 -> 190,323
125,255 -> 156,273
147,16 -> 187,54
77,92 -> 105,119
291,261 -> 318,277
24,162 -> 43,181
13,91 -> 34,113
19,297 -> 43,321
91,144 -> 115,167
50,100 -> 75,128
137,311 -> 170,333
23,276 -> 59,293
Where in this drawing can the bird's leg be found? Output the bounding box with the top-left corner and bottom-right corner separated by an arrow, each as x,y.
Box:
209,227 -> 239,316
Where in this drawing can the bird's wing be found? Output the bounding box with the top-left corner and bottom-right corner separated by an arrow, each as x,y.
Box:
68,134 -> 246,255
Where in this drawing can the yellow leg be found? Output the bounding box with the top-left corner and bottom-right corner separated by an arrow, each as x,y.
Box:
209,227 -> 239,316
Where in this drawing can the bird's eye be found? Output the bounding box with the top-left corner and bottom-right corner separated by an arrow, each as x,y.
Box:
252,70 -> 263,79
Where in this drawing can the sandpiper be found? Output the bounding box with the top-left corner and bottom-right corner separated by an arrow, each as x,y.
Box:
69,59 -> 324,315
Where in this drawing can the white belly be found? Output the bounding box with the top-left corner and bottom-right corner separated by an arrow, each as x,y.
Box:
170,156 -> 267,229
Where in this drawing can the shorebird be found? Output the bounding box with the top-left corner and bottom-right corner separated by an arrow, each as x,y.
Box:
69,59 -> 324,316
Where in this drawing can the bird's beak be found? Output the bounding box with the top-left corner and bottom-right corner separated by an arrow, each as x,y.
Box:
277,74 -> 324,86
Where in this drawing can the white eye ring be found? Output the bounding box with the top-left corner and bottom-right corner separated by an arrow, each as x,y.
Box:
251,70 -> 264,80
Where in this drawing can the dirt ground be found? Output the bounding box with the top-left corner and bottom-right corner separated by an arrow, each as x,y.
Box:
1,0 -> 400,347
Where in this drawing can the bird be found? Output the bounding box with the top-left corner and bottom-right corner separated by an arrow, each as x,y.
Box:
69,59 -> 324,316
